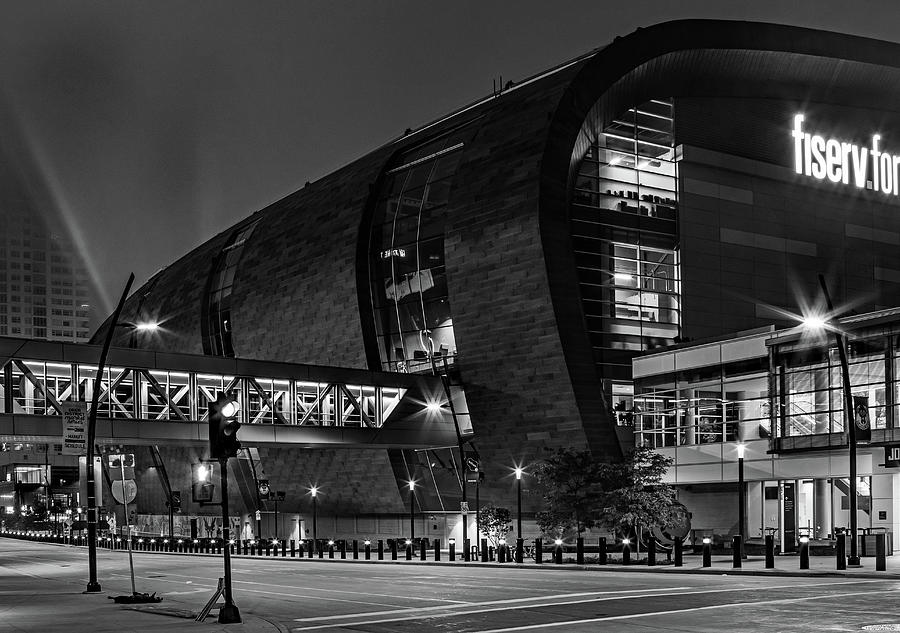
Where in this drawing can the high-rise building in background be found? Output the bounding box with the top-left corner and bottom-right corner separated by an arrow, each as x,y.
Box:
0,141 -> 94,343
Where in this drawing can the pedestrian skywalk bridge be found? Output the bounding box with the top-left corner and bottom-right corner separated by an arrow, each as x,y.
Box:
0,336 -> 456,449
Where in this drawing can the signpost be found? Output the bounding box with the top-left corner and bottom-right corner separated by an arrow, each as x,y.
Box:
109,454 -> 137,596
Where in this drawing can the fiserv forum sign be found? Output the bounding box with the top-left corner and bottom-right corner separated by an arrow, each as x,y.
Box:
792,113 -> 900,195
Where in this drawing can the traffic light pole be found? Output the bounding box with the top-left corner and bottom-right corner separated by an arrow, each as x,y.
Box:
218,457 -> 241,624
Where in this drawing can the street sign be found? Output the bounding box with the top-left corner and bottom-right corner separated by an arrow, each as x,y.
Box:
460,501 -> 469,516
61,402 -> 88,456
255,510 -> 261,521
112,479 -> 138,505
885,445 -> 900,468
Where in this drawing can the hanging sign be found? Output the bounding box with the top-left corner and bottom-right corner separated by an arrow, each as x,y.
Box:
853,395 -> 871,443
62,402 -> 88,456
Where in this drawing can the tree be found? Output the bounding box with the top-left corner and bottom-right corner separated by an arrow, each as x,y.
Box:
478,504 -> 512,548
533,448 -> 605,538
596,445 -> 677,538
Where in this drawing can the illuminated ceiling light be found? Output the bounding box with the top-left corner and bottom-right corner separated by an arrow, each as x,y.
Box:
608,156 -> 622,166
425,401 -> 442,414
613,273 -> 633,282
135,322 -> 159,332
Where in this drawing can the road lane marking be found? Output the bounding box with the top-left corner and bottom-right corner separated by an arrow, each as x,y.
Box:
472,587 -> 900,632
290,579 -> 884,631
291,586 -> 695,625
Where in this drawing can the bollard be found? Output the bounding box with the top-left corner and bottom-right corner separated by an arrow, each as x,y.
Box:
405,540 -> 413,560
516,538 -> 524,564
250,541 -> 256,556
648,536 -> 656,567
481,539 -> 489,562
535,538 -> 543,564
340,540 -> 346,560
420,539 -> 427,561
702,538 -> 711,567
622,539 -> 631,565
291,539 -> 296,557
765,534 -> 775,569
499,542 -> 507,563
576,537 -> 584,565
449,539 -> 456,561
876,533 -> 887,572
353,540 -> 359,560
554,540 -> 563,564
364,540 -> 371,560
732,535 -> 742,569
489,545 -> 495,562
598,537 -> 607,565
434,539 -> 441,562
378,539 -> 385,560
464,538 -> 471,562
307,539 -> 314,559
836,533 -> 846,570
320,541 -> 326,559
799,537 -> 810,569
282,539 -> 287,557
674,538 -> 683,567
390,539 -> 398,560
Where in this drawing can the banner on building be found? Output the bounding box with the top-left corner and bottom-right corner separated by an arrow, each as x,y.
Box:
853,395 -> 871,443
62,401 -> 88,456
884,445 -> 900,468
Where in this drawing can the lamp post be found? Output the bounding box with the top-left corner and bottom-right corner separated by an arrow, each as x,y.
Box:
737,444 -> 746,559
310,487 -> 318,554
514,467 -> 523,537
408,481 -> 415,540
85,272 -> 135,593
806,274 -> 861,567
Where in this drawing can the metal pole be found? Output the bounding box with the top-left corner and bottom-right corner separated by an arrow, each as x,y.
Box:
312,494 -> 317,554
819,275 -> 860,566
434,356 -> 467,547
274,496 -> 278,541
409,487 -> 415,540
121,461 -> 136,595
218,457 -> 241,623
517,475 -> 522,537
85,272 -> 134,593
738,454 -> 746,558
475,478 -> 480,549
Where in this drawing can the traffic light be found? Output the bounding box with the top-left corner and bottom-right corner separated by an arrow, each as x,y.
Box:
170,490 -> 182,512
209,393 -> 241,459
192,462 -> 216,503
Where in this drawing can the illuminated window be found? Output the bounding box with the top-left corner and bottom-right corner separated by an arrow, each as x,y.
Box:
570,98 -> 681,381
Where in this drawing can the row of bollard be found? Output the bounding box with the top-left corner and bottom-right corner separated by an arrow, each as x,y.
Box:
4,529 -> 891,571
698,532 -> 890,572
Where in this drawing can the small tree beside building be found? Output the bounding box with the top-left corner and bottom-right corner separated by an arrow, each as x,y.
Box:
534,445 -> 677,542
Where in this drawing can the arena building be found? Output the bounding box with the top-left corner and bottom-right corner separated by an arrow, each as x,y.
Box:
92,19 -> 900,540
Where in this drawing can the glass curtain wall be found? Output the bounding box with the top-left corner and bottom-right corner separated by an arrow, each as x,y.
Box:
204,220 -> 259,358
570,98 -> 681,400
635,360 -> 769,448
370,132 -> 467,374
776,337 -> 889,438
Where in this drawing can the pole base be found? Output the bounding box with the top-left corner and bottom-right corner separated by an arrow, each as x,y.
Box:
218,602 -> 242,624
84,582 -> 102,593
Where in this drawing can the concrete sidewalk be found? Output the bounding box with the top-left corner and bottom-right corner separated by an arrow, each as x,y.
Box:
0,588 -> 287,633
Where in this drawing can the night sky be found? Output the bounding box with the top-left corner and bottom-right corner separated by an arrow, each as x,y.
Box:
1,0 -> 899,321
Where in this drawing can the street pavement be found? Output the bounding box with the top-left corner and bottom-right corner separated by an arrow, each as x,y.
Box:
5,537 -> 900,631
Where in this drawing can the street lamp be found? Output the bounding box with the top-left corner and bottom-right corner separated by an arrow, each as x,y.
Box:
408,481 -> 415,540
85,272 -> 135,593
514,467 -> 523,537
804,274 -> 861,567
310,487 -> 318,554
736,444 -> 746,559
